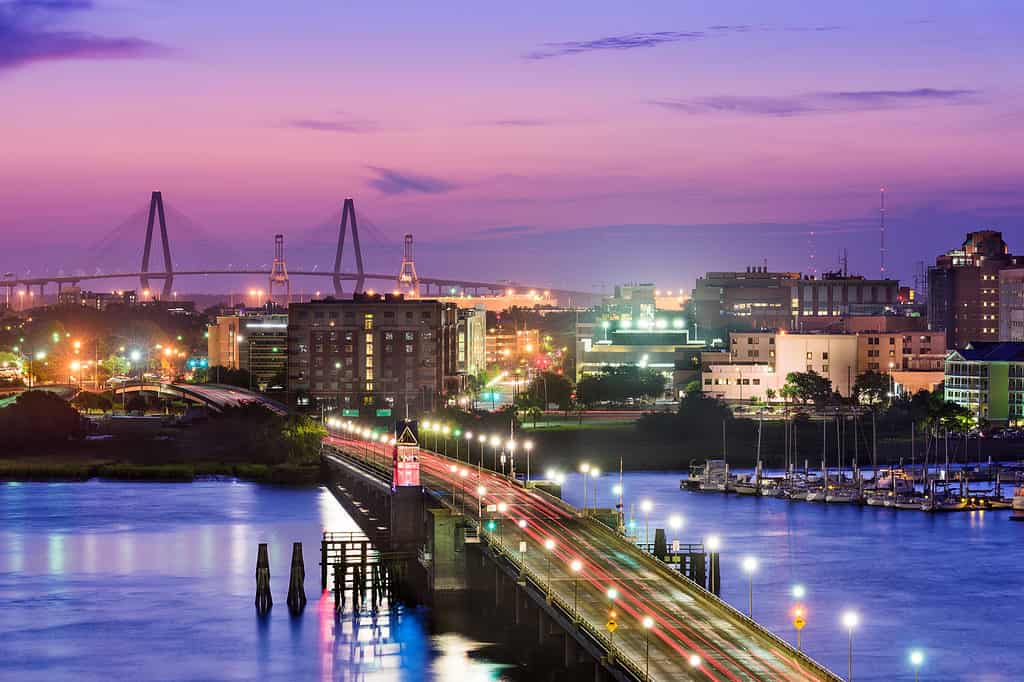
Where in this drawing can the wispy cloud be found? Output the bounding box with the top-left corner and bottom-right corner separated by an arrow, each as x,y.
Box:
487,118 -> 550,127
283,117 -> 378,133
524,31 -> 704,60
654,88 -> 979,117
524,24 -> 845,60
366,167 -> 457,196
0,0 -> 170,72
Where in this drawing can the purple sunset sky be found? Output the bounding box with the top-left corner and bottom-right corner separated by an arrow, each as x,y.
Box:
1,1 -> 1022,293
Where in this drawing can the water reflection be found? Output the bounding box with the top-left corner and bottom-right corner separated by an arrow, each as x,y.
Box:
0,481 -> 513,682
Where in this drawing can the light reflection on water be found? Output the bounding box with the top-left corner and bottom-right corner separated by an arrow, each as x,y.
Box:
0,481 -> 511,681
564,470 -> 1022,682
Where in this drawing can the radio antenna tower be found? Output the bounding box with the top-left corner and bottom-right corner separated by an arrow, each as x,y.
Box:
397,233 -> 420,297
269,234 -> 290,305
879,187 -> 886,278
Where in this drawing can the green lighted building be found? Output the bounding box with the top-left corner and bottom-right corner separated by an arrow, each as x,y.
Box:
944,342 -> 1024,425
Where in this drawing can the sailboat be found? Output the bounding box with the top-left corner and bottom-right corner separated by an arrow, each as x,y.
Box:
735,410 -> 763,495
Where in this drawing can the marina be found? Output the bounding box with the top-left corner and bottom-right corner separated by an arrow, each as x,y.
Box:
683,413 -> 1024,514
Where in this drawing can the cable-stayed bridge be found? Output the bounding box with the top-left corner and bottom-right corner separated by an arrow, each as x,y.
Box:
1,191 -> 598,305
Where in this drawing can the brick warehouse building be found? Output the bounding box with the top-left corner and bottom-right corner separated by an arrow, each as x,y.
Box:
287,293 -> 459,417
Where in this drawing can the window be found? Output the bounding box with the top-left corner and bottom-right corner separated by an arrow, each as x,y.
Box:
822,364 -> 829,372
405,344 -> 414,354
806,352 -> 813,360
752,378 -> 760,385
822,352 -> 829,360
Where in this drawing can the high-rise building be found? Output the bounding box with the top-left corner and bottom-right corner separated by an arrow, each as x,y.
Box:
999,268 -> 1024,342
928,230 -> 1021,348
287,293 -> 458,416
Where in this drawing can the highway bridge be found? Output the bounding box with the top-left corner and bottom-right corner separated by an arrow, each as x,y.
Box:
321,429 -> 840,681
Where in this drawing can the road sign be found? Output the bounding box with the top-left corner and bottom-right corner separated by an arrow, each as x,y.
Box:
342,409 -> 359,417
375,408 -> 392,417
794,616 -> 806,631
486,504 -> 497,512
519,541 -> 527,553
606,620 -> 617,633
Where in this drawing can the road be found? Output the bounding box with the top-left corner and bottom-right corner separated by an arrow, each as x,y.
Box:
324,433 -> 838,681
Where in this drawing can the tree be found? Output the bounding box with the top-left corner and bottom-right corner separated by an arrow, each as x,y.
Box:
575,365 -> 666,405
783,371 -> 832,405
764,388 -> 777,403
73,391 -> 113,413
853,371 -> 890,405
527,371 -> 573,410
100,353 -> 130,379
0,390 -> 86,446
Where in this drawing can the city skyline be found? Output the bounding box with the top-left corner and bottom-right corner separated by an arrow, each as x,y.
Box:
2,1 -> 1023,288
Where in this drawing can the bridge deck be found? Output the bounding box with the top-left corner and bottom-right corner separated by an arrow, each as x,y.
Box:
323,434 -> 839,681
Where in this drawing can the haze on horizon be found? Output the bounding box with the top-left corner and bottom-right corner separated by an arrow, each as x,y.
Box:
2,1 -> 1022,291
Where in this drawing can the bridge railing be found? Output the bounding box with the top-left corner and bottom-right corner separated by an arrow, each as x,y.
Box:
581,514 -> 843,681
480,524 -> 649,682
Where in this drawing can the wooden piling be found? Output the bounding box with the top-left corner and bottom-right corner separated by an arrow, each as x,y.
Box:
287,542 -> 307,615
255,543 -> 272,615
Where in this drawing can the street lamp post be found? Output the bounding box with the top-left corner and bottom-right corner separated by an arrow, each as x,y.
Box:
580,462 -> 590,512
705,535 -> 721,594
524,440 -> 534,483
909,650 -> 924,682
590,467 -> 601,508
842,611 -> 859,682
507,439 -> 516,479
477,485 -> 486,520
544,538 -> 556,601
640,499 -> 653,547
490,435 -> 500,471
477,433 -> 486,471
606,588 -> 618,661
459,468 -> 468,514
497,502 -> 508,543
570,559 -> 582,623
742,556 -> 758,617
642,616 -> 654,682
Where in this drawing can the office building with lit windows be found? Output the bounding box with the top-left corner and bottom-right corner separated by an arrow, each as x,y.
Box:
929,230 -> 1022,348
287,293 -> 458,416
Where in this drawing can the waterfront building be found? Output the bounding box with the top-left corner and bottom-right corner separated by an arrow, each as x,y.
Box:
287,293 -> 458,416
944,342 -> 1024,425
601,283 -> 658,324
701,329 -> 945,402
928,230 -> 1022,348
703,332 -> 858,401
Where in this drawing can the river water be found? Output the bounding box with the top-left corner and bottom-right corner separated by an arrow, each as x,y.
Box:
564,470 -> 1021,682
1,476 -> 1017,681
0,480 -> 512,681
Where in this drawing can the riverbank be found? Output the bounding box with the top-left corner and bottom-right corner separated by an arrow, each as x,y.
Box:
0,436 -> 321,484
0,457 -> 321,484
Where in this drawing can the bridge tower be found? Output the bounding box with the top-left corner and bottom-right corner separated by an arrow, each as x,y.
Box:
268,234 -> 290,305
333,198 -> 365,296
140,191 -> 174,299
397,233 -> 420,297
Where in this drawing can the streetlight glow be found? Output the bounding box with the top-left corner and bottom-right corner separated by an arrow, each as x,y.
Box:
668,514 -> 683,530
688,654 -> 701,668
606,588 -> 618,600
792,584 -> 806,600
642,616 -> 654,629
742,556 -> 759,574
570,559 -> 582,573
706,535 -> 721,552
640,499 -> 653,513
842,610 -> 860,630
